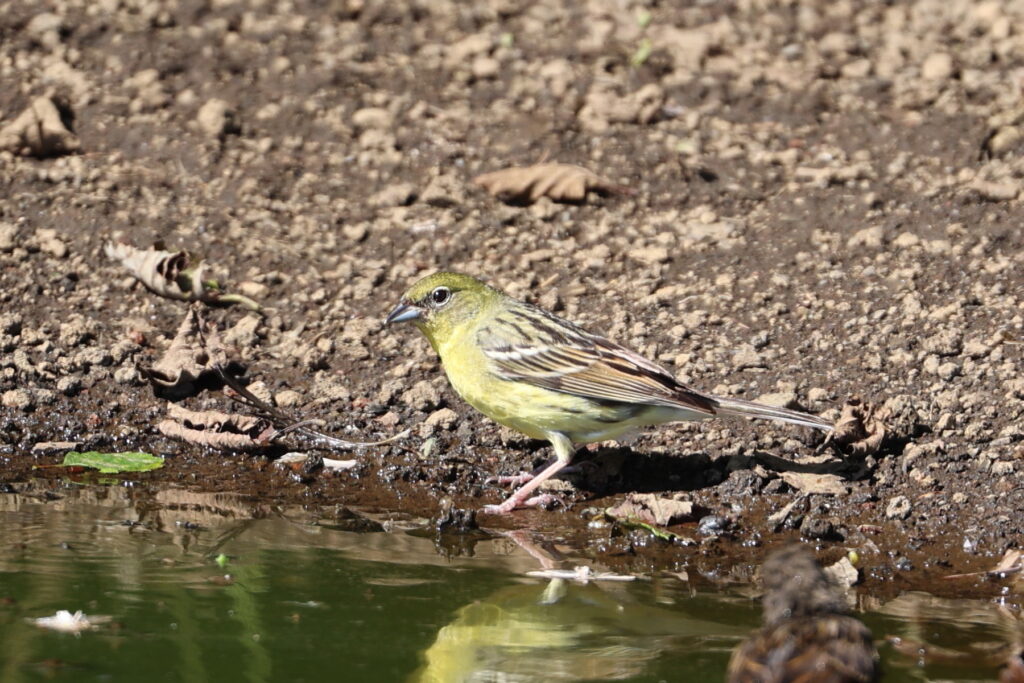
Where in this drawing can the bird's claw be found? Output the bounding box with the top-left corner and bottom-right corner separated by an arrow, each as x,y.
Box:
481,493 -> 564,515
486,471 -> 535,487
481,501 -> 517,515
487,463 -> 586,489
524,493 -> 563,509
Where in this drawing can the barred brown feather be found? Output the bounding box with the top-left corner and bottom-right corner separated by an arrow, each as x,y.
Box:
727,546 -> 880,683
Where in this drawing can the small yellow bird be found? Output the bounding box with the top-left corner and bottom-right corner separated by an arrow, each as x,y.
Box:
385,272 -> 832,514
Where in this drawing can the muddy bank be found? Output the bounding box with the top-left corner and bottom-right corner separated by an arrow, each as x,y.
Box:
1,0 -> 1023,594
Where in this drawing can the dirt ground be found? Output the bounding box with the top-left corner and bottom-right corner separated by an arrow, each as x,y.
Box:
2,0 -> 1023,594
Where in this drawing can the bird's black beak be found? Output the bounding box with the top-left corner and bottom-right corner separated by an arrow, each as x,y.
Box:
385,300 -> 423,325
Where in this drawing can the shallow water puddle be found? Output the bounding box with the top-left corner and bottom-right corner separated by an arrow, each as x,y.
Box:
0,483 -> 1014,682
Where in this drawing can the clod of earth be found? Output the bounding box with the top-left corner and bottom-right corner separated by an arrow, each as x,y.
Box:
823,555 -> 861,589
0,94 -> 79,157
473,163 -> 632,204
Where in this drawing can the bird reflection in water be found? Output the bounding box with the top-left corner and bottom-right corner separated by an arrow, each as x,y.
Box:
411,531 -> 740,682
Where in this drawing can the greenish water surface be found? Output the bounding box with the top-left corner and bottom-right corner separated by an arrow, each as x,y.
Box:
0,484 -> 1014,682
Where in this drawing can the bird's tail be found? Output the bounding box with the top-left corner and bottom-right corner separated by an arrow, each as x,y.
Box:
709,395 -> 833,432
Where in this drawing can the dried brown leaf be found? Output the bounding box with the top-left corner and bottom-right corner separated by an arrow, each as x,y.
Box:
779,472 -> 849,496
140,307 -> 244,400
105,242 -> 261,310
157,404 -> 276,451
832,399 -> 888,455
473,163 -> 631,204
0,95 -> 79,157
606,493 -> 701,527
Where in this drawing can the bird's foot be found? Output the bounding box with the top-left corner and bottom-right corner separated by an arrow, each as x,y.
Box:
481,493 -> 563,515
523,493 -> 563,509
481,500 -> 519,515
486,471 -> 535,487
488,463 -> 586,489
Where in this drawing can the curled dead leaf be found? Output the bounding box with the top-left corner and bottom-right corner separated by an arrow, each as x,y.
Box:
157,404 -> 277,451
0,94 -> 79,157
140,306 -> 245,401
106,242 -> 261,310
832,399 -> 888,455
606,493 -> 703,527
473,163 -> 632,204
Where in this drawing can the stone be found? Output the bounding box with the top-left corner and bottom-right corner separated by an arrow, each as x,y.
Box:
351,107 -> 392,130
988,126 -> 1021,155
424,408 -> 458,430
224,315 -> 261,348
197,99 -> 238,139
402,380 -> 442,411
0,223 -> 17,252
921,52 -> 955,81
885,495 -> 911,520
2,389 -> 34,410
275,389 -> 302,407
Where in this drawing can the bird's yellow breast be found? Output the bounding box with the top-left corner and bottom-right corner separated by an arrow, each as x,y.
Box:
433,324 -> 664,444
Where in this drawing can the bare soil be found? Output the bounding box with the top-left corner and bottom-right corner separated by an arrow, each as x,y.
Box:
2,0 -> 1023,596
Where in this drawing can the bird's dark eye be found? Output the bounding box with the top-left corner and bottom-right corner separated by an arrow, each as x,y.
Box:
430,286 -> 451,306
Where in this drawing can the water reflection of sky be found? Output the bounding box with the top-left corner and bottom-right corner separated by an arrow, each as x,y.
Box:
0,483 -> 1016,682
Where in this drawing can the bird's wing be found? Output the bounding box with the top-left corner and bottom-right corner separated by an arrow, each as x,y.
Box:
727,617 -> 879,683
477,304 -> 716,415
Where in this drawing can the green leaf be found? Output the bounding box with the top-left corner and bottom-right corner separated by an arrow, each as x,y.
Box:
62,451 -> 164,474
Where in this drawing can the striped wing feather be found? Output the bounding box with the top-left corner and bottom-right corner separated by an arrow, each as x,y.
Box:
727,616 -> 880,683
477,302 -> 715,416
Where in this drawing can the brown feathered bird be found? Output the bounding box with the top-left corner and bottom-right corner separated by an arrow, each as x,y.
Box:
1001,650 -> 1024,683
727,545 -> 880,683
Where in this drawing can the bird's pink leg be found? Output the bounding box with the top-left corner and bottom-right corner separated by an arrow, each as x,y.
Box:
482,459 -> 568,514
487,462 -> 551,487
483,432 -> 574,514
489,460 -> 591,487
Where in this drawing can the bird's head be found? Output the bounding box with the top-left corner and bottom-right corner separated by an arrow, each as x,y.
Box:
760,544 -> 847,625
385,272 -> 500,347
